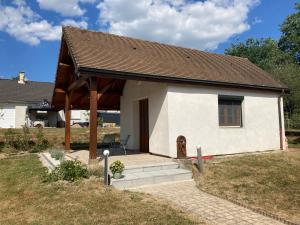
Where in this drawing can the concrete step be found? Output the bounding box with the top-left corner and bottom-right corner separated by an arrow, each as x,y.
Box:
111,167 -> 192,190
39,152 -> 60,171
123,161 -> 179,174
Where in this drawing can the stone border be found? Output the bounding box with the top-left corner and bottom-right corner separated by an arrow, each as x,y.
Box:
197,187 -> 298,225
39,152 -> 61,171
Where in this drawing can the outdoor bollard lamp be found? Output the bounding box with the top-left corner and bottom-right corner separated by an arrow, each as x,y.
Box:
103,149 -> 110,186
196,145 -> 204,174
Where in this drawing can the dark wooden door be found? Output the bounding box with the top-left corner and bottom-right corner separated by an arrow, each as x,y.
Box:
139,99 -> 149,153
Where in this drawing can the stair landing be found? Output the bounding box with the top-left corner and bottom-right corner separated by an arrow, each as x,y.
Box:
111,161 -> 192,189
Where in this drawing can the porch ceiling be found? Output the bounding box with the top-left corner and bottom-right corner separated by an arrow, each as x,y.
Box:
51,38 -> 126,111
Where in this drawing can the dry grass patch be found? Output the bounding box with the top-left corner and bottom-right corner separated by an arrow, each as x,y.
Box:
0,154 -> 202,225
196,150 -> 300,224
0,127 -> 120,150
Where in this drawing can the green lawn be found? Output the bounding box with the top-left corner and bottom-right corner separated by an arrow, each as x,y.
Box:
0,154 -> 202,225
196,150 -> 300,224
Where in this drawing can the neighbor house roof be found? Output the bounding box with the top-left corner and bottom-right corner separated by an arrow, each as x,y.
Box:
0,79 -> 54,104
63,26 -> 287,91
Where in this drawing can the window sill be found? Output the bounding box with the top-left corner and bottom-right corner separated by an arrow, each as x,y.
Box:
219,126 -> 243,128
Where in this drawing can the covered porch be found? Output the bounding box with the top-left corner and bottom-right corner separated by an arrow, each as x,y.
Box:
66,149 -> 173,167
51,32 -> 151,162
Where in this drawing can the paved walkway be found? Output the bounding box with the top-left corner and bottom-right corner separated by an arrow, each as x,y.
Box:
131,180 -> 284,225
67,150 -> 172,166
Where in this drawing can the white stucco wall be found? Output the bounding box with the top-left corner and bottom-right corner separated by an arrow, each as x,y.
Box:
58,110 -> 89,124
120,81 -> 284,158
167,85 -> 285,157
120,80 -> 170,156
0,104 -> 16,128
15,105 -> 27,128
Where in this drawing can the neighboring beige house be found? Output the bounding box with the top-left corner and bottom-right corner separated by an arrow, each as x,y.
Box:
0,73 -> 89,128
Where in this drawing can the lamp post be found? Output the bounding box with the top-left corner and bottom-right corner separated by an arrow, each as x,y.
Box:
103,149 -> 110,186
196,145 -> 204,174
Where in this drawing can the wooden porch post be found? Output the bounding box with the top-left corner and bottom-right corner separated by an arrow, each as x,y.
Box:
89,77 -> 98,160
64,93 -> 71,151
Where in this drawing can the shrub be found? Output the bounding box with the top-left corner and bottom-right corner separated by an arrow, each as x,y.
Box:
109,160 -> 125,175
49,149 -> 65,161
290,113 -> 300,129
44,160 -> 89,182
17,125 -> 31,151
4,129 -> 18,149
4,126 -> 33,151
31,127 -> 50,153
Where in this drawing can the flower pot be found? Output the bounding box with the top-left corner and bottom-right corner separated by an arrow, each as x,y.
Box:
113,172 -> 122,179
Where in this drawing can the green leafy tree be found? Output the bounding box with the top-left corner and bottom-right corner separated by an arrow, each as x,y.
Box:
225,38 -> 300,128
279,3 -> 300,63
225,38 -> 293,70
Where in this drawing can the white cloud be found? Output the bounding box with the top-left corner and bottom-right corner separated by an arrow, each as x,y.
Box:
98,0 -> 260,50
0,1 -> 88,45
37,0 -> 97,17
62,19 -> 88,29
252,17 -> 262,25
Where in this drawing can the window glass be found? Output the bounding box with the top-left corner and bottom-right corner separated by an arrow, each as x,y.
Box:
218,96 -> 243,127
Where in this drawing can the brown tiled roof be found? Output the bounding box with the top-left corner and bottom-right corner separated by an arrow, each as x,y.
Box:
63,26 -> 287,90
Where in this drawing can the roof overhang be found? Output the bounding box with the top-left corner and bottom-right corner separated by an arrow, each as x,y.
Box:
51,27 -> 289,111
78,66 -> 289,93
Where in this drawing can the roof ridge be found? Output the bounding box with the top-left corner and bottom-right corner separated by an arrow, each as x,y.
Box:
63,26 -> 249,61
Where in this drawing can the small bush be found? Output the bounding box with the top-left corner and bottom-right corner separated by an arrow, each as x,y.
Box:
49,149 -> 65,161
4,126 -> 33,151
44,160 -> 89,182
290,113 -> 300,129
109,160 -> 125,175
31,127 -> 50,153
4,129 -> 18,149
17,126 -> 32,151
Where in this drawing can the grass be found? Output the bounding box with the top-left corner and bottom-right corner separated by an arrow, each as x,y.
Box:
0,154 -> 202,225
287,135 -> 300,148
196,150 -> 300,224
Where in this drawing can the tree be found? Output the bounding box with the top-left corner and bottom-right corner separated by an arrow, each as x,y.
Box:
225,38 -> 293,70
225,38 -> 300,128
270,63 -> 300,118
278,3 -> 300,63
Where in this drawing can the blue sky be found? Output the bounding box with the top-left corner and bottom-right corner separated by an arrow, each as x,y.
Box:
0,0 -> 298,83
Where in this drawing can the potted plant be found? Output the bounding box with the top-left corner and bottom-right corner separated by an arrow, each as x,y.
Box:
109,160 -> 125,179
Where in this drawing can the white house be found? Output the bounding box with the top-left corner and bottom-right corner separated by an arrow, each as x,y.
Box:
52,27 -> 288,159
0,73 -> 89,128
120,80 -> 286,157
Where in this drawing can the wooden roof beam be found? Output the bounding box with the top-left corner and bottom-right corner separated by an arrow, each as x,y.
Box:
97,81 -> 115,101
59,62 -> 72,68
68,77 -> 88,93
54,88 -> 66,94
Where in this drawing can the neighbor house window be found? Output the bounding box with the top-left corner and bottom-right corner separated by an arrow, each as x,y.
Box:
218,95 -> 243,127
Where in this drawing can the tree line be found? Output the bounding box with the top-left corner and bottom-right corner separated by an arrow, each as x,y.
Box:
225,3 -> 300,129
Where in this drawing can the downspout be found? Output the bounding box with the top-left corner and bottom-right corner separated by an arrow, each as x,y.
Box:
277,90 -> 284,150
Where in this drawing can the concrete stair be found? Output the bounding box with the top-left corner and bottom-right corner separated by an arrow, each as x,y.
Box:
39,152 -> 60,171
111,161 -> 192,189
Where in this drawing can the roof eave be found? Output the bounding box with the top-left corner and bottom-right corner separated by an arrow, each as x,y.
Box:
78,66 -> 289,93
